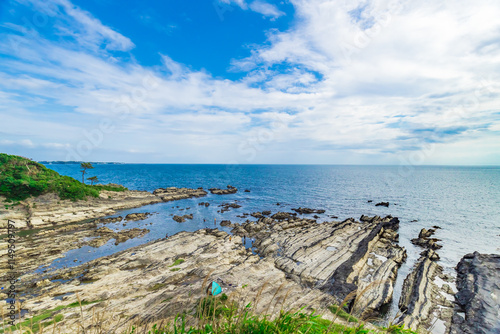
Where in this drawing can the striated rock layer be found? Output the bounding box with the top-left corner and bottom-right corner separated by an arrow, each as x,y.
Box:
232,215 -> 407,318
14,229 -> 354,333
397,229 -> 454,332
449,252 -> 500,334
0,187 -> 207,229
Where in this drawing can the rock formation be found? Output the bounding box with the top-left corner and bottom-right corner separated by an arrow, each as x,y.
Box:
209,185 -> 238,195
449,252 -> 500,334
16,229 -> 345,333
291,207 -> 326,214
1,187 -> 207,229
397,229 -> 454,332
231,215 -> 406,318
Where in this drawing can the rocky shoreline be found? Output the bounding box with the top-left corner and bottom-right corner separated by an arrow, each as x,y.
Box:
0,187 -> 498,333
0,186 -> 207,230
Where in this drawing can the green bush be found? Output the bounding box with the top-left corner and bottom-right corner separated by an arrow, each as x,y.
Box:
0,153 -> 127,202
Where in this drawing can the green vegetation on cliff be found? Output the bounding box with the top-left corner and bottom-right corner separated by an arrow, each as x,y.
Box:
0,153 -> 127,202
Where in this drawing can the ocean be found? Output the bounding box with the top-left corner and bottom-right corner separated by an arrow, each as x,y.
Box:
44,164 -> 500,320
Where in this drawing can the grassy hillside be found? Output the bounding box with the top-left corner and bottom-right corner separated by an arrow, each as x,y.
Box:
0,153 -> 127,202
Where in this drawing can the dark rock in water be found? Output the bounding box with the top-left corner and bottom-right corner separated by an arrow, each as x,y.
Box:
244,189 -> 250,192
125,212 -> 152,221
220,220 -> 232,227
329,215 -> 338,219
313,215 -> 319,219
262,210 -> 271,216
291,207 -> 326,214
375,202 -> 389,207
412,227 -> 442,250
173,215 -> 185,223
198,202 -> 210,207
418,228 -> 435,238
276,202 -> 280,205
449,252 -> 500,334
172,214 -> 193,223
251,212 -> 263,219
209,185 -> 238,195
411,237 -> 442,250
410,219 -> 418,222
367,200 -> 373,203
432,225 -> 441,229
219,202 -> 241,213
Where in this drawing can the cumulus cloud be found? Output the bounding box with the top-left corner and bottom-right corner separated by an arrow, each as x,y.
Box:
0,0 -> 499,163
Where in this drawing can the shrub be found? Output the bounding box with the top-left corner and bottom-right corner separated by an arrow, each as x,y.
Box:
0,153 -> 127,202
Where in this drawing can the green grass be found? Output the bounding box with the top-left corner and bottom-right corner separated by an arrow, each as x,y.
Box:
124,294 -> 418,334
170,267 -> 181,272
0,300 -> 101,333
128,306 -> 417,334
0,153 -> 127,202
329,304 -> 359,323
169,259 -> 185,267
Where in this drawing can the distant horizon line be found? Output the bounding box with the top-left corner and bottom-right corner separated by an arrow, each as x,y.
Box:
38,161 -> 500,167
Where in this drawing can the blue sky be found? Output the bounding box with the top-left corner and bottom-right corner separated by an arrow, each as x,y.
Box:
0,0 -> 499,164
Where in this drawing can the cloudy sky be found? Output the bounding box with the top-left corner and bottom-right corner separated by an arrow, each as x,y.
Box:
0,0 -> 499,164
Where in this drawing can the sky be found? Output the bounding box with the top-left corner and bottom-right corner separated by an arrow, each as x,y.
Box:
0,0 -> 499,165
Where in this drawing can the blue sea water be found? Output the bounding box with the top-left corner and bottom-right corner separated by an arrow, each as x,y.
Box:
43,164 -> 500,319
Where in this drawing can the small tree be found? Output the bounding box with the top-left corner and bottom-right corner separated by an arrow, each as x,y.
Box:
87,176 -> 99,186
80,162 -> 94,184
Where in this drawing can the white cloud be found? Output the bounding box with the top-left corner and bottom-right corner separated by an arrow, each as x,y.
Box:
0,0 -> 499,163
219,0 -> 285,18
249,1 -> 285,18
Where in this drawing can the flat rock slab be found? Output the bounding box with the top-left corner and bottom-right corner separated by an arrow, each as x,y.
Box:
1,187 -> 207,229
450,252 -> 500,334
15,229 -> 344,333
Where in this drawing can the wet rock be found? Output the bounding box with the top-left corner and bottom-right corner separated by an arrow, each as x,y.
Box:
220,220 -> 232,227
209,185 -> 238,195
153,187 -> 207,202
449,252 -> 500,334
262,210 -> 271,216
173,215 -> 185,223
95,216 -> 123,224
291,207 -> 326,214
418,228 -> 435,238
411,237 -> 442,250
359,215 -> 381,223
125,212 -> 152,221
198,202 -> 210,207
411,227 -> 442,250
375,202 -> 389,207
244,189 -> 250,192
173,214 -> 193,223
251,212 -> 263,218
219,202 -> 241,213
114,228 -> 149,245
